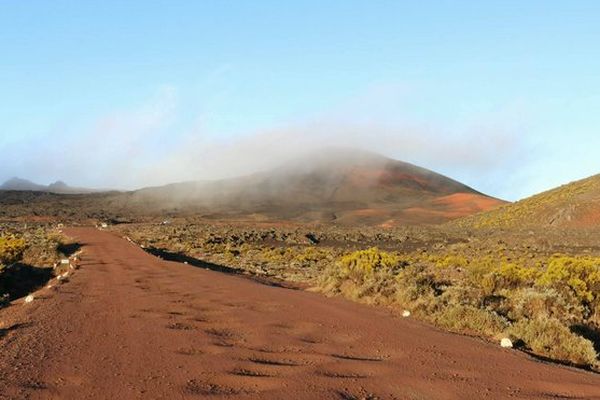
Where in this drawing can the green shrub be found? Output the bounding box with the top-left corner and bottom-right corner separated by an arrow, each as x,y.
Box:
336,247 -> 403,284
431,254 -> 468,269
293,247 -> 331,267
509,316 -> 598,366
506,287 -> 584,324
21,229 -> 63,267
0,235 -> 27,267
496,262 -> 540,287
319,248 -> 405,303
463,256 -> 497,288
535,255 -> 600,325
394,264 -> 440,313
433,304 -> 508,338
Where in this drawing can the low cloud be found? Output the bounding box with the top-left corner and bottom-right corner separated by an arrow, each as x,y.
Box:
147,113 -> 530,200
2,84 -> 533,200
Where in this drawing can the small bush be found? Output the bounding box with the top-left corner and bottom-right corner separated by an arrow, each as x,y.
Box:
394,264 -> 440,313
536,255 -> 600,304
509,316 -> 598,366
433,304 -> 508,338
319,248 -> 405,303
496,262 -> 540,288
431,254 -> 468,269
0,235 -> 27,267
336,247 -> 403,284
21,229 -> 63,267
292,247 -> 332,267
506,287 -> 584,324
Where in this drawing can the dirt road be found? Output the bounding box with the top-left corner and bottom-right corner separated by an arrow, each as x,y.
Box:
1,227 -> 599,399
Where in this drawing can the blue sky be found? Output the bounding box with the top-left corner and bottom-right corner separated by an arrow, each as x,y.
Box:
1,1 -> 600,200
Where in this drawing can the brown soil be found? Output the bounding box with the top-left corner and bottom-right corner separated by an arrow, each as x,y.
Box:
1,228 -> 599,399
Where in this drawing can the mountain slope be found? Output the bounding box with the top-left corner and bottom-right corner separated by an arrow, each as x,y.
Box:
0,178 -> 47,192
455,174 -> 600,229
127,149 -> 506,225
0,178 -> 98,194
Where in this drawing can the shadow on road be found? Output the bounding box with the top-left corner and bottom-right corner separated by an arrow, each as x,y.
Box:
57,242 -> 83,257
145,247 -> 302,290
0,322 -> 31,339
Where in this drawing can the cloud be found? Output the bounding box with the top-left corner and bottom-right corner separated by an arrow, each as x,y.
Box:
2,83 -> 533,200
2,86 -> 178,188
144,107 -> 531,200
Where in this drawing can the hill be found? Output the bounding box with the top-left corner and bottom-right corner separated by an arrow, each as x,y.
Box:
0,150 -> 505,225
455,174 -> 600,229
0,178 -> 98,194
0,178 -> 47,192
125,149 -> 506,225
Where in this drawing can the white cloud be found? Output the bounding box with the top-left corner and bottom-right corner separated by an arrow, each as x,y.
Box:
2,83 -> 534,200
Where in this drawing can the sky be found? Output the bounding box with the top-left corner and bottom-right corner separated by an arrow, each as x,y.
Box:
1,1 -> 600,200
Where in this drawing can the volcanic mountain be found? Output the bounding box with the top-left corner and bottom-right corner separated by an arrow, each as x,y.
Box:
456,173 -> 600,229
125,149 -> 506,225
0,178 -> 97,194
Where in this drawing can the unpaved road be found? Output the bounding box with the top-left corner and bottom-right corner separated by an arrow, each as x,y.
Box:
1,228 -> 600,399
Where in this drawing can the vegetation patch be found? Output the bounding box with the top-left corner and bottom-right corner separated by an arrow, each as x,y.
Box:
112,221 -> 600,369
0,223 -> 66,304
509,316 -> 597,366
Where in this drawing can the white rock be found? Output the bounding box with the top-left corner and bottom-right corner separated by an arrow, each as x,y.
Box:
47,284 -> 53,289
402,310 -> 411,318
60,259 -> 70,265
24,295 -> 35,304
56,275 -> 63,281
500,338 -> 513,348
61,272 -> 69,278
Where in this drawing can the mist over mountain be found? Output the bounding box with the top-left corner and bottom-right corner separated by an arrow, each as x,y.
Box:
124,148 -> 506,225
0,149 -> 506,225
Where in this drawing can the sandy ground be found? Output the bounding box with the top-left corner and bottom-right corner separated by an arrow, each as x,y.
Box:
1,227 -> 599,399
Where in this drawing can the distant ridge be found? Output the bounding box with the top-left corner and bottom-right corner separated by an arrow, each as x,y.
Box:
0,177 -> 99,194
0,149 -> 507,225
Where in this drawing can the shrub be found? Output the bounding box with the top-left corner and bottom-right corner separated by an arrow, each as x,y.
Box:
336,247 -> 403,284
0,235 -> 27,267
319,248 -> 405,303
496,262 -> 540,288
536,256 -> 600,303
509,316 -> 598,366
431,254 -> 468,269
433,304 -> 508,338
394,264 -> 440,313
506,287 -> 584,324
20,229 -> 63,267
293,247 -> 331,267
463,256 -> 497,287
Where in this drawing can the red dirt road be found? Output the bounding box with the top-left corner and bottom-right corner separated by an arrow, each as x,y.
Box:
1,228 -> 600,399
